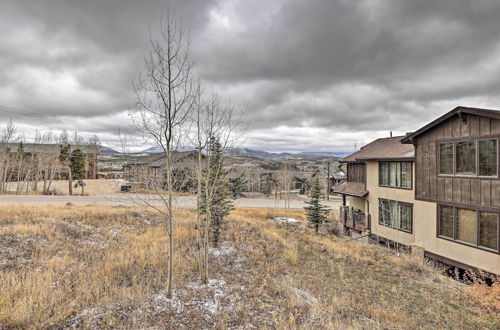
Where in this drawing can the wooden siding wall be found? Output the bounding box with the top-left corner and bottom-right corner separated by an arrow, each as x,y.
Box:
415,114 -> 500,210
347,163 -> 366,184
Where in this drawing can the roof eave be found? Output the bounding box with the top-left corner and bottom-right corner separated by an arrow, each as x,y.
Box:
332,191 -> 369,198
358,156 -> 415,162
402,106 -> 500,143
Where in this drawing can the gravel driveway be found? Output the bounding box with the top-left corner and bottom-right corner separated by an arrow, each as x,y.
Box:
0,194 -> 341,209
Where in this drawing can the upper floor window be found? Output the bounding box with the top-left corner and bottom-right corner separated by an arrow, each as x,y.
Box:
379,161 -> 412,189
439,139 -> 498,177
438,204 -> 499,252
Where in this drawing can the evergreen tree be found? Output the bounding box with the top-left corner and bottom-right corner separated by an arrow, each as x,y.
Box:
304,178 -> 330,233
59,144 -> 73,195
228,175 -> 247,198
70,148 -> 86,195
200,136 -> 233,247
261,173 -> 274,197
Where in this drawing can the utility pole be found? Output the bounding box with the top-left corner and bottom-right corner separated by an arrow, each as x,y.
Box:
326,161 -> 330,201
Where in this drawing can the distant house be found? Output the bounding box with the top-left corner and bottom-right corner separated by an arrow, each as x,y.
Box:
335,106 -> 500,276
329,168 -> 346,188
123,150 -> 201,191
2,142 -> 100,179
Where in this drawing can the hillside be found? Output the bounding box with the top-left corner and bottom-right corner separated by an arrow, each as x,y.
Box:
0,205 -> 498,328
225,148 -> 351,160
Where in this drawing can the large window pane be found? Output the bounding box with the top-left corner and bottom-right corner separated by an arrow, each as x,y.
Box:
439,205 -> 454,238
379,199 -> 390,225
379,162 -> 389,186
479,212 -> 498,250
456,141 -> 476,175
457,208 -> 477,244
389,162 -> 401,187
439,143 -> 454,174
478,140 -> 497,176
389,200 -> 399,228
401,162 -> 412,189
400,204 -> 412,232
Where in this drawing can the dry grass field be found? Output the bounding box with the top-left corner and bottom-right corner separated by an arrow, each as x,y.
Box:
0,205 -> 498,329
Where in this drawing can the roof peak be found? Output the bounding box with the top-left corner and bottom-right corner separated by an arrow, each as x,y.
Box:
402,106 -> 500,143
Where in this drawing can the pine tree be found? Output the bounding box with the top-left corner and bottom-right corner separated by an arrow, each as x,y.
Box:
59,144 -> 73,195
261,174 -> 274,197
200,136 -> 233,247
70,148 -> 86,195
228,175 -> 247,198
304,178 -> 330,233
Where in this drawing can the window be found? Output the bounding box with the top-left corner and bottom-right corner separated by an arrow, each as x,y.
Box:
438,204 -> 499,252
389,162 -> 400,187
379,199 -> 390,226
400,203 -> 412,232
379,161 -> 412,189
479,140 -> 498,176
456,141 -> 476,175
401,162 -> 412,188
378,199 -> 413,233
439,205 -> 454,239
479,212 -> 498,250
439,143 -> 454,175
456,208 -> 477,244
379,162 -> 389,186
439,139 -> 498,177
389,200 -> 399,228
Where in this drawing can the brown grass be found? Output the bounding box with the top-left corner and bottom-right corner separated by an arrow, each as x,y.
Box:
0,205 -> 498,329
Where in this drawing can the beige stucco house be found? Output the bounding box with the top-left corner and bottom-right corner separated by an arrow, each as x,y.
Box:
334,106 -> 500,275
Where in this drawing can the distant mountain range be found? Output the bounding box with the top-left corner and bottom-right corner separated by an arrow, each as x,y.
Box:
100,145 -> 120,155
140,146 -> 163,153
224,148 -> 351,160
114,145 -> 351,159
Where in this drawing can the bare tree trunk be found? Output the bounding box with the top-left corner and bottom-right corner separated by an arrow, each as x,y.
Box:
166,149 -> 174,298
196,125 -> 204,280
68,168 -> 73,196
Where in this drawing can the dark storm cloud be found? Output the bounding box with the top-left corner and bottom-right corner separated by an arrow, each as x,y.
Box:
1,0 -> 500,151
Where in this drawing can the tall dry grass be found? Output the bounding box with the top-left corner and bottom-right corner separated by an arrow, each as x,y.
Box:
0,205 -> 197,327
0,205 -> 498,328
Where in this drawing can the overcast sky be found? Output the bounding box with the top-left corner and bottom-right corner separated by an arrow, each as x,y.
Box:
1,0 -> 500,152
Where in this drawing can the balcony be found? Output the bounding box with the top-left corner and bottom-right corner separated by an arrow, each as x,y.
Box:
339,206 -> 369,231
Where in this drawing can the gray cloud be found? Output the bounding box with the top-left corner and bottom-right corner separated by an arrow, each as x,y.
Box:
1,0 -> 500,152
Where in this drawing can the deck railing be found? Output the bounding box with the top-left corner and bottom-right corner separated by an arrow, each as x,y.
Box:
339,206 -> 369,231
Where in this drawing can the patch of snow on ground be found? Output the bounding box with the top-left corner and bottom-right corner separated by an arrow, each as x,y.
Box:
275,217 -> 298,223
209,242 -> 246,268
148,278 -> 236,317
210,242 -> 237,258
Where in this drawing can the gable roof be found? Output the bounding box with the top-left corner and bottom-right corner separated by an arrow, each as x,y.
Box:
402,106 -> 500,144
341,136 -> 414,163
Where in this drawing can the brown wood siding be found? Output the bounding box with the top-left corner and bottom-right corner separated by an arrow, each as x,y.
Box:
415,114 -> 500,210
347,163 -> 366,184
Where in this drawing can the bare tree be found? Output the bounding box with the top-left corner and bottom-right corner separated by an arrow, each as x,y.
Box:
117,128 -> 129,154
0,119 -> 18,193
87,135 -> 101,179
194,91 -> 241,284
132,11 -> 197,298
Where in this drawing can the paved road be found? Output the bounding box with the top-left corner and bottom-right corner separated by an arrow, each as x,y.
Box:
0,194 -> 341,210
